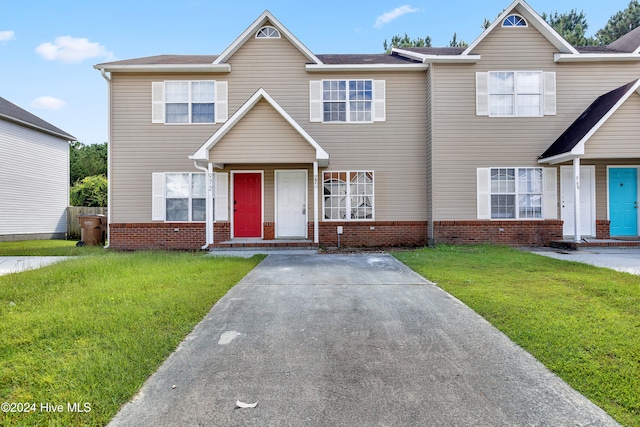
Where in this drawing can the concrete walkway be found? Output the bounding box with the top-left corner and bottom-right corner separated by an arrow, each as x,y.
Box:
108,254 -> 619,426
0,256 -> 70,276
529,246 -> 640,275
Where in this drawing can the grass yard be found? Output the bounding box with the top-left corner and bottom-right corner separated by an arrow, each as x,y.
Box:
0,248 -> 263,426
0,239 -> 104,256
395,245 -> 640,427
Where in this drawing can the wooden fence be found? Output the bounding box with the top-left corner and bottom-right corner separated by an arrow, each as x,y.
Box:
67,206 -> 107,239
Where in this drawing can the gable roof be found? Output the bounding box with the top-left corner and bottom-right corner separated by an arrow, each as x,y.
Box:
190,88 -> 329,166
213,10 -> 321,65
0,96 -> 75,140
608,25 -> 640,54
463,0 -> 578,55
538,79 -> 640,164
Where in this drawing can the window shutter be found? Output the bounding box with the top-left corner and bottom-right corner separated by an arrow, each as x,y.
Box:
476,72 -> 489,116
477,168 -> 491,219
543,72 -> 556,116
543,167 -> 558,219
215,81 -> 228,123
152,173 -> 165,221
152,82 -> 164,123
373,80 -> 386,122
309,80 -> 323,122
214,173 -> 229,221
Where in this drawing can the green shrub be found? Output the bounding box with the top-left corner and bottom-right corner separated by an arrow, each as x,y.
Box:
70,175 -> 108,207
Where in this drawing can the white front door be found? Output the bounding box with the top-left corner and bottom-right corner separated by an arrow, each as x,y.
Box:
561,166 -> 595,237
275,170 -> 307,238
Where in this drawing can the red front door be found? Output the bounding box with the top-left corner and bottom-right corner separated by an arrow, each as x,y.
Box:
234,173 -> 262,237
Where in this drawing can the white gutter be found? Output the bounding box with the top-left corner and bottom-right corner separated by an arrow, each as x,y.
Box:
306,63 -> 429,72
93,64 -> 231,73
99,69 -> 112,249
392,48 -> 481,64
554,53 -> 640,62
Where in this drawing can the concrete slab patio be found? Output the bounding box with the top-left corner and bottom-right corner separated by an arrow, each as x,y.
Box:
108,254 -> 619,427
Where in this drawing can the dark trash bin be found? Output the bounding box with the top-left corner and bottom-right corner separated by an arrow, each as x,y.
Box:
78,214 -> 106,246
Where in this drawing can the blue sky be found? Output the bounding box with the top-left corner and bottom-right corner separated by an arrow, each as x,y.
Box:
0,0 -> 632,145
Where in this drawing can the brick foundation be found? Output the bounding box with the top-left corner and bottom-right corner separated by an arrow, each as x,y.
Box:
319,221 -> 428,247
432,220 -> 563,246
596,220 -> 611,239
109,221 -> 428,249
109,223 -> 206,250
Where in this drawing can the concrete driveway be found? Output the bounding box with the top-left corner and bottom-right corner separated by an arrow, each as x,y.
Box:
108,254 -> 618,427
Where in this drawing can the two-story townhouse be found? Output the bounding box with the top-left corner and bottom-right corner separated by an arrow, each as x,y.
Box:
394,0 -> 640,246
95,0 -> 640,250
95,11 -> 430,250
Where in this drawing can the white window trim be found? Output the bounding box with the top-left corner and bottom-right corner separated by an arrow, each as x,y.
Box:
152,172 -> 229,222
477,167 -> 557,220
476,71 -> 556,117
502,14 -> 528,27
151,81 -> 228,124
310,80 -> 385,123
322,170 -> 375,221
256,25 -> 281,38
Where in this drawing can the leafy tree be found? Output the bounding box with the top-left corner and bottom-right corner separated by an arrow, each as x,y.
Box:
449,32 -> 468,47
383,33 -> 432,52
594,0 -> 640,45
542,9 -> 595,45
70,175 -> 108,207
70,141 -> 107,185
482,18 -> 492,30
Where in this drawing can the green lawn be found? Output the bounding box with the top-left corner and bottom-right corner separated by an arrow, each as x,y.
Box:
395,245 -> 640,427
0,247 -> 263,426
0,239 -> 104,256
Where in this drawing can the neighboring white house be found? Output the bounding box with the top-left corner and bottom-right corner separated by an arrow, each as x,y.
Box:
0,96 -> 75,241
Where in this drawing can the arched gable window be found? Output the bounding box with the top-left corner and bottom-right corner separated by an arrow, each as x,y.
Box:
502,14 -> 527,27
256,26 -> 280,38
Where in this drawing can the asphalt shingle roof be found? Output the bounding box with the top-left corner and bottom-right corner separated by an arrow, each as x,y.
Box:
0,96 -> 75,140
539,79 -> 640,160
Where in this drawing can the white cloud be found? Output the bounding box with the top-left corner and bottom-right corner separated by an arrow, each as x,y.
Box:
0,30 -> 15,43
374,5 -> 421,28
31,96 -> 67,110
35,36 -> 112,63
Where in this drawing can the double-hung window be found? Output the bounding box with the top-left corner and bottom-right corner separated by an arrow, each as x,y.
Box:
152,172 -> 230,223
310,80 -> 385,123
165,172 -> 209,221
165,81 -> 214,123
323,171 -> 374,220
322,80 -> 372,122
490,168 -> 543,219
478,167 -> 557,220
152,80 -> 228,124
489,72 -> 542,117
476,71 -> 556,116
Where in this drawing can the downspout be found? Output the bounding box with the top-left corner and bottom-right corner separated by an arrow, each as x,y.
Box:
98,68 -> 112,248
193,160 -> 214,249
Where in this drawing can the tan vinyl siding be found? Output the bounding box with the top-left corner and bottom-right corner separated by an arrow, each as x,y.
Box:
431,21 -> 640,221
110,32 -> 428,223
210,99 -> 316,163
584,93 -> 640,158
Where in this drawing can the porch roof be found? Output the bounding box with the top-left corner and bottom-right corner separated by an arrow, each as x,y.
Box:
190,88 -> 329,167
538,79 -> 640,164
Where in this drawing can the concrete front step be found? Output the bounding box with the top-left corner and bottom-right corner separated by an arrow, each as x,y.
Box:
211,239 -> 318,251
551,238 -> 640,250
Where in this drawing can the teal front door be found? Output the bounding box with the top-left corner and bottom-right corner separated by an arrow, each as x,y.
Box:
609,168 -> 638,236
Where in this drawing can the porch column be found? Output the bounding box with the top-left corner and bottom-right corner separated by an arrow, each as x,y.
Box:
573,157 -> 581,243
313,161 -> 319,244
